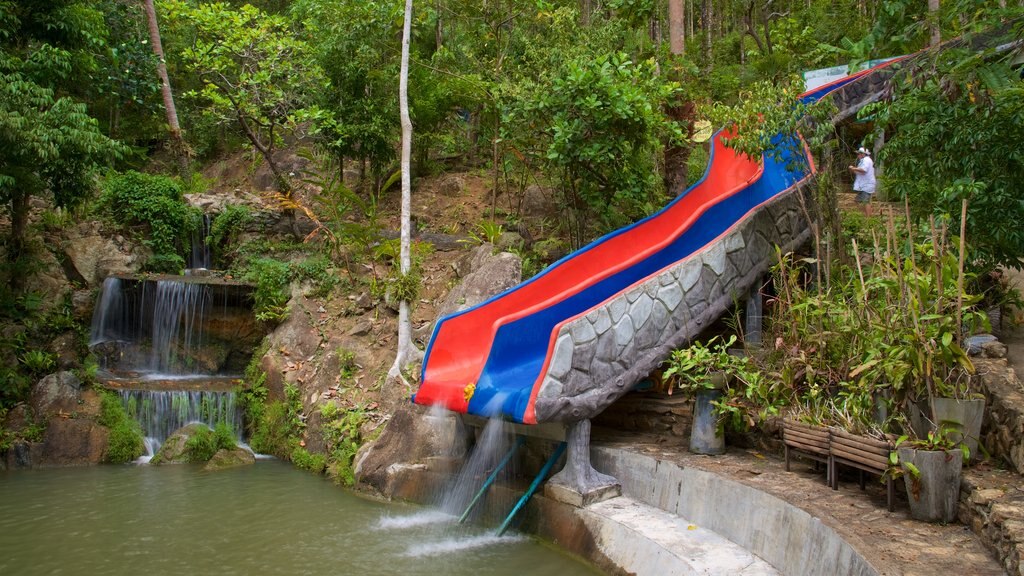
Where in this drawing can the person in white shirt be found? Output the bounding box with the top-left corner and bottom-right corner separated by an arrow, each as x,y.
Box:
849,146 -> 876,215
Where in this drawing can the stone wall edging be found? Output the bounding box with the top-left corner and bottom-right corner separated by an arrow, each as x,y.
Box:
591,445 -> 880,576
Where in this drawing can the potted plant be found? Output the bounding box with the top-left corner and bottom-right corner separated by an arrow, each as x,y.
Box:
891,425 -> 970,523
663,335 -> 757,455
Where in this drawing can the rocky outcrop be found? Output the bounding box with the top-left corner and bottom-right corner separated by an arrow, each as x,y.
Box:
438,245 -> 522,318
354,405 -> 468,494
62,222 -> 148,287
37,419 -> 109,467
261,284 -> 324,402
30,372 -> 82,420
204,447 -> 255,471
152,423 -> 209,464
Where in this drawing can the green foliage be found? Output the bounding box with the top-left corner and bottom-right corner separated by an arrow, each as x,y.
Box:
97,171 -> 200,273
19,349 -> 55,377
866,42 -> 1024,271
243,258 -> 292,323
319,401 -> 366,486
518,52 -> 683,247
160,0 -> 325,191
291,255 -> 339,299
208,204 -> 253,266
291,446 -> 327,474
183,422 -> 237,462
247,383 -> 304,459
98,390 -> 145,463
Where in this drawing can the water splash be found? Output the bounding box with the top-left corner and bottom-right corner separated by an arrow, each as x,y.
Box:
438,416 -> 516,520
404,534 -> 525,557
374,510 -> 454,531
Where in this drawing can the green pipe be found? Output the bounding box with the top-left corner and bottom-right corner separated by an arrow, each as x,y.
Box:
459,435 -> 526,524
496,441 -> 567,536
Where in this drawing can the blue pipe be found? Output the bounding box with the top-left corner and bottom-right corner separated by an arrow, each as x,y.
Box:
496,441 -> 567,536
459,435 -> 526,524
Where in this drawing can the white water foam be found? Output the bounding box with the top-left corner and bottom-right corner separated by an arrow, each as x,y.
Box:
374,510 -> 454,530
404,534 -> 525,558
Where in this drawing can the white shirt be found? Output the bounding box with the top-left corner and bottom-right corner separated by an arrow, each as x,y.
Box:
853,155 -> 876,194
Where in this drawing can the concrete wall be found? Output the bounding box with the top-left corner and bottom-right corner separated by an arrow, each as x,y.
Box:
591,446 -> 880,576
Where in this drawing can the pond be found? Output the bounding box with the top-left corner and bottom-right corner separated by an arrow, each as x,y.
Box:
0,460 -> 601,576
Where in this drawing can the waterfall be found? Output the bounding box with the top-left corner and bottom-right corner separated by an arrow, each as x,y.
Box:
119,389 -> 243,452
89,277 -> 239,376
187,213 -> 212,271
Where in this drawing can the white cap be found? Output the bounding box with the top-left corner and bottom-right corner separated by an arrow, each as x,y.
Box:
856,147 -> 871,155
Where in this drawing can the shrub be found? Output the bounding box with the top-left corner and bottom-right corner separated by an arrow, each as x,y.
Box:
98,390 -> 144,463
97,171 -> 201,273
243,258 -> 292,323
291,446 -> 326,474
184,426 -> 218,462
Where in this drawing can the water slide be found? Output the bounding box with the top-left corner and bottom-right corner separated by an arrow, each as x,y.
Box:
413,66 -> 889,425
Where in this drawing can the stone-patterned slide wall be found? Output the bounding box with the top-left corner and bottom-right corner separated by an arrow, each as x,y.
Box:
534,183 -> 812,423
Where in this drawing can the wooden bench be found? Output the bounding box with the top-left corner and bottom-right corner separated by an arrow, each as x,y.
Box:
782,420 -> 832,485
828,428 -> 896,512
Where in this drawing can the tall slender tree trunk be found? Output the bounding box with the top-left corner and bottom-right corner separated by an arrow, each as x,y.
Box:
389,0 -> 423,382
702,0 -> 713,72
669,0 -> 685,55
142,0 -> 190,182
928,0 -> 941,47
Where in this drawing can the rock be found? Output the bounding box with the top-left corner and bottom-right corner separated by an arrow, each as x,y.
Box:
48,332 -> 82,370
203,447 -> 255,471
437,175 -> 466,196
62,222 -> 148,287
4,441 -> 43,470
38,419 -> 109,466
521,184 -> 558,217
355,405 -> 469,493
3,404 -> 31,434
982,340 -> 1008,359
27,248 -> 71,311
496,231 -> 524,252
348,320 -> 373,337
354,291 -> 372,309
71,289 -> 95,322
152,423 -> 209,464
29,372 -> 82,419
437,247 -> 521,318
966,334 -> 998,356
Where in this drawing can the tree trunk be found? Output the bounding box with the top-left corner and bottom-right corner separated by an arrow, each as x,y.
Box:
389,0 -> 423,382
702,0 -> 713,72
142,0 -> 190,183
669,0 -> 685,55
929,0 -> 940,47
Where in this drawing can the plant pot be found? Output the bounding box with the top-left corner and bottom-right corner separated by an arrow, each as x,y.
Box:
897,446 -> 963,523
907,397 -> 984,460
690,388 -> 725,455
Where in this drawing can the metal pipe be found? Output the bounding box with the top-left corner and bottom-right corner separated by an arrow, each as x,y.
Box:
459,435 -> 526,524
496,441 -> 566,536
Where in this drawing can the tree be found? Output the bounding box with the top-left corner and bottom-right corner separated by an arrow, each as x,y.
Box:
669,0 -> 686,54
389,0 -> 423,382
522,52 -> 683,248
142,0 -> 190,181
160,1 -> 324,193
0,1 -> 124,287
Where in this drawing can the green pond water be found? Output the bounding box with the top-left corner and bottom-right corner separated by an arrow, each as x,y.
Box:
0,460 -> 602,576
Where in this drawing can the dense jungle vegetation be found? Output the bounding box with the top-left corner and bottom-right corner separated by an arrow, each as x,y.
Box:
1,0 -> 1023,417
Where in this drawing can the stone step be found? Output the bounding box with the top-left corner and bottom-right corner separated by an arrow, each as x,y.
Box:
580,495 -> 778,576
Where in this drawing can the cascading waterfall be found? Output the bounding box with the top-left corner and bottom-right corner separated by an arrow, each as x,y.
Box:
120,389 -> 242,447
186,213 -> 212,271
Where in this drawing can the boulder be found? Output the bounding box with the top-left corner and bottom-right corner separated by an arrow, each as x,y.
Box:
354,405 -> 469,494
203,447 -> 255,471
152,423 -> 209,464
438,246 -> 521,318
62,222 -> 147,287
38,419 -> 109,466
27,247 -> 71,311
29,372 -> 82,419
48,332 -> 82,370
437,175 -> 466,196
3,404 -> 32,434
71,289 -> 95,322
521,184 -> 558,218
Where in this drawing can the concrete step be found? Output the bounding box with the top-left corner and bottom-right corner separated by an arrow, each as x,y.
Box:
580,495 -> 778,576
